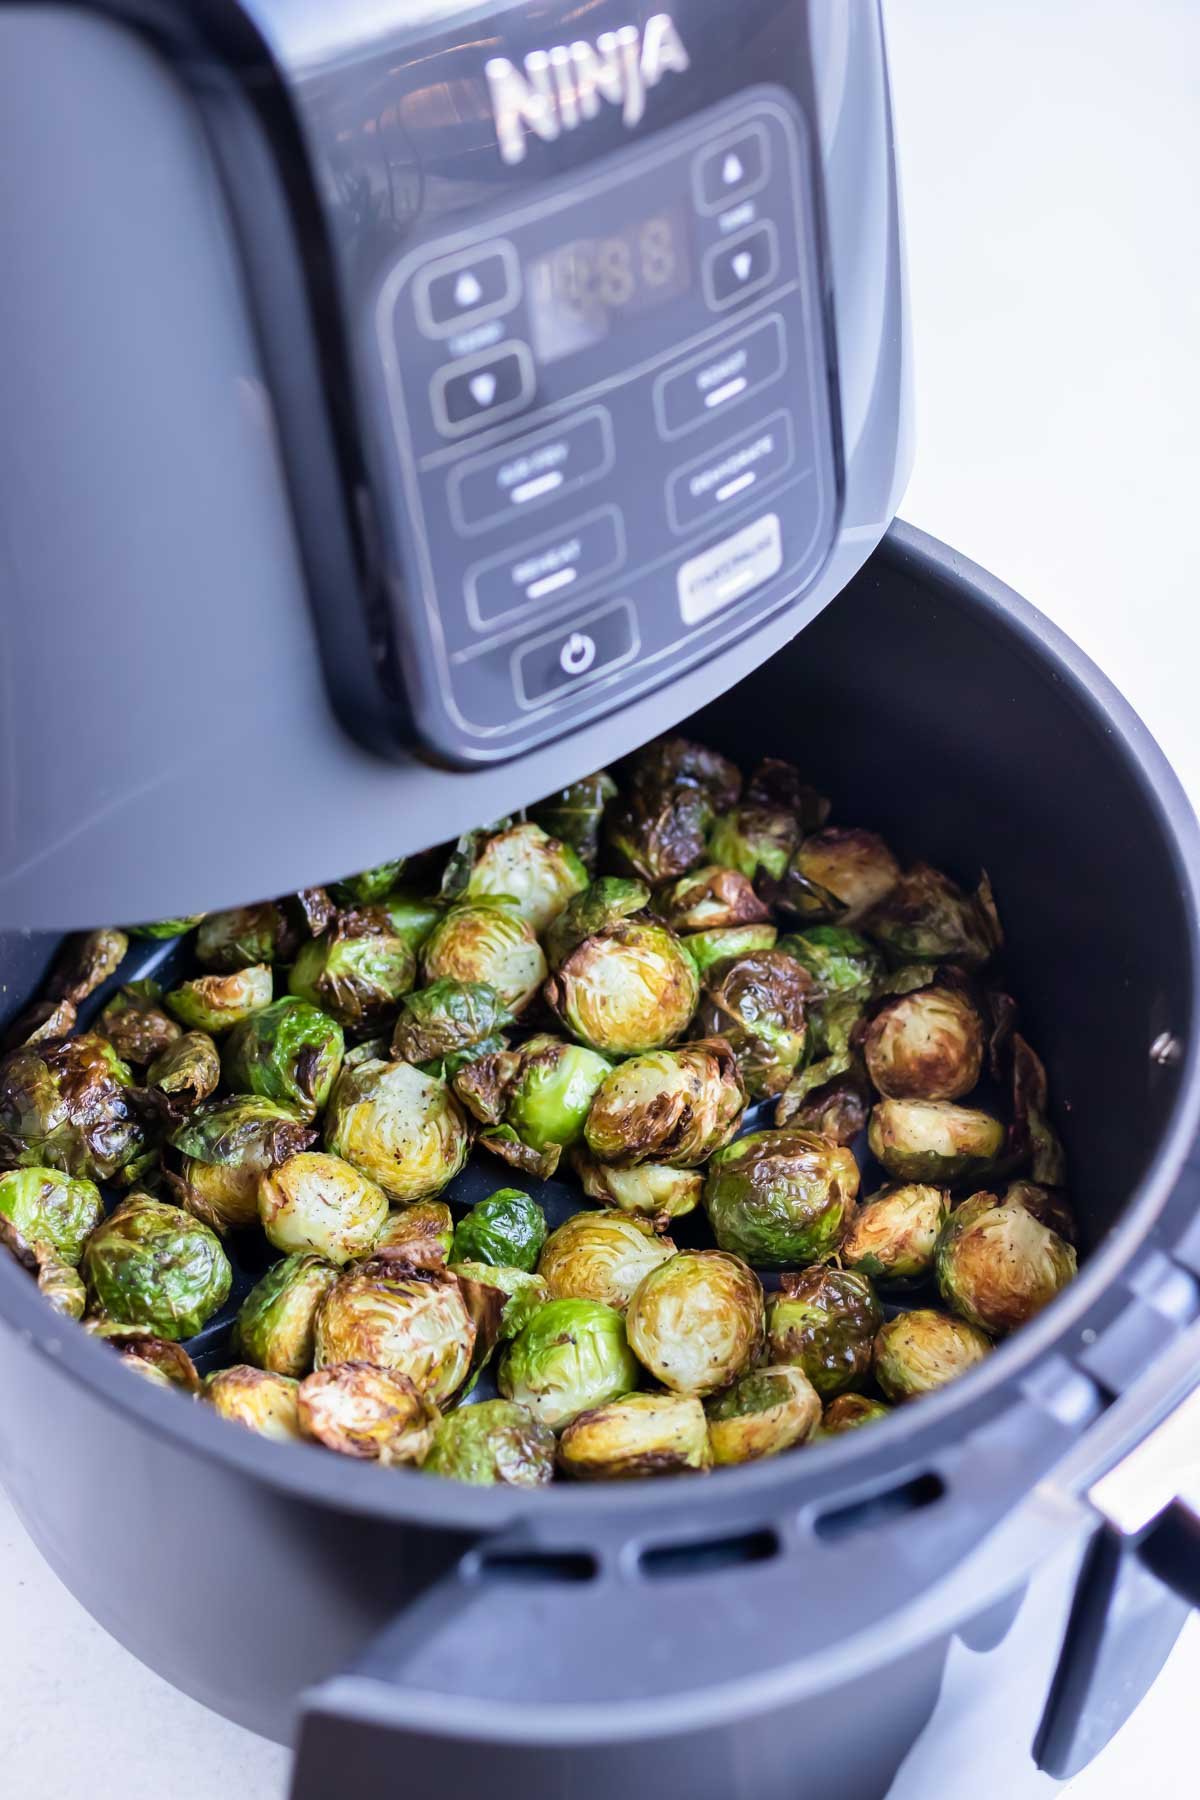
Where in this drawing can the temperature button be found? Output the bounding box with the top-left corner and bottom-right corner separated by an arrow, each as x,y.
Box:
414,243 -> 520,335
694,124 -> 770,214
432,341 -> 534,438
704,222 -> 779,310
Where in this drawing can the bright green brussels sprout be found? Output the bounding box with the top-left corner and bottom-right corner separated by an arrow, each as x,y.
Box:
379,891 -> 443,954
775,1068 -> 872,1147
195,903 -> 295,971
128,917 -> 204,940
743,758 -> 829,828
863,987 -> 984,1102
571,1149 -> 703,1228
169,1096 -> 317,1232
298,1361 -> 440,1463
223,998 -> 344,1119
325,1057 -> 469,1203
543,877 -> 650,969
83,1193 -> 232,1339
331,861 -> 407,906
765,1268 -> 883,1399
840,1184 -> 950,1285
705,1365 -> 822,1464
625,1250 -> 764,1396
703,1129 -> 859,1266
235,1253 -> 340,1376
815,1393 -> 892,1437
776,829 -> 901,925
661,865 -> 771,934
868,1099 -> 1005,1185
453,1035 -> 611,1178
422,1398 -> 555,1486
97,981 -> 182,1066
546,919 -> 699,1056
390,980 -> 512,1078
0,1215 -> 88,1319
258,1151 -> 388,1264
583,1041 -> 744,1168
683,923 -> 778,975
45,928 -> 130,1005
873,1308 -> 991,1401
87,1320 -> 202,1391
465,821 -> 588,932
146,1031 -> 222,1117
498,1297 -> 639,1430
450,1187 -> 547,1272
451,1263 -> 548,1366
206,1366 -> 304,1442
708,805 -> 800,882
695,952 -> 810,1100
935,1189 -> 1077,1335
421,900 -> 547,1015
289,911 -> 416,1032
0,1034 -> 147,1181
166,964 -> 274,1035
538,1212 -> 676,1311
314,1261 -> 475,1404
865,864 -> 1002,969
0,1166 -> 103,1264
776,926 -> 882,1000
530,771 -> 618,873
558,1390 -> 710,1480
374,1200 -> 455,1268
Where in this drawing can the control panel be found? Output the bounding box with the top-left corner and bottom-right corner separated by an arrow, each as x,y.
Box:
372,88 -> 839,763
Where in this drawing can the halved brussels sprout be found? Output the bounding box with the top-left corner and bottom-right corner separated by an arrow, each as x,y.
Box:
166,965 -> 274,1035
45,928 -> 130,1004
696,951 -> 810,1099
314,1261 -> 475,1404
379,891 -> 443,954
684,922 -> 778,975
625,1250 -> 764,1396
195,903 -> 295,971
0,1215 -> 88,1319
571,1148 -> 703,1228
765,1268 -> 882,1400
422,1398 -> 556,1486
0,1166 -> 103,1264
743,758 -> 829,828
558,1390 -> 710,1480
865,864 -> 1002,969
776,829 -> 900,925
451,1263 -> 548,1366
298,1361 -> 440,1463
258,1151 -> 388,1264
331,861 -> 407,907
703,1129 -> 859,1266
840,1183 -> 950,1285
775,1068 -> 872,1147
450,1187 -> 547,1273
546,920 -> 700,1057
374,1201 -> 455,1268
708,805 -> 800,882
465,821 -> 588,932
661,865 -> 771,934
421,900 -> 547,1015
146,1031 -> 221,1118
498,1298 -> 639,1430
815,1393 -> 892,1437
325,1057 -> 470,1203
1001,1179 -> 1077,1244
867,1099 -> 1005,1186
206,1366 -> 304,1442
873,1308 -> 991,1401
82,1193 -> 232,1339
935,1189 -> 1077,1335
289,911 -> 416,1032
453,1035 -> 611,1178
705,1365 -> 822,1464
530,771 -> 618,873
538,1211 -> 676,1311
170,1096 -> 317,1232
583,1040 -> 744,1168
235,1253 -> 340,1376
97,981 -> 182,1066
87,1320 -> 202,1390
128,917 -> 204,940
776,926 -> 882,1000
390,980 -> 512,1078
0,1034 -> 147,1181
223,998 -> 345,1119
543,877 -> 650,969
863,987 -> 984,1102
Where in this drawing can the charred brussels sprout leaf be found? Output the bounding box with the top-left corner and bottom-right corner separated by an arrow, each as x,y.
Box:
451,1263 -> 548,1369
774,828 -> 901,926
206,1366 -> 304,1441
298,1362 -> 440,1463
0,1033 -> 148,1181
863,987 -> 984,1102
558,1391 -> 710,1480
325,1057 -> 469,1203
374,1200 -> 456,1270
166,964 -> 274,1035
146,1032 -> 221,1118
236,1252 -> 340,1376
706,1365 -> 822,1464
465,821 -> 588,932
453,1035 -> 611,1178
1010,1034 -> 1068,1187
841,1184 -> 950,1286
743,758 -> 829,829
223,998 -> 344,1119
422,1398 -> 555,1486
661,865 -> 771,933
815,1393 -> 892,1437
625,1249 -> 764,1396
546,919 -> 699,1057
421,900 -> 546,1015
529,771 -> 618,873
498,1297 -> 639,1430
390,980 -> 512,1076
865,864 -> 1002,969
97,981 -> 182,1066
624,736 -> 742,810
708,805 -> 801,883
696,951 -> 810,1099
0,1166 -> 103,1264
543,877 -> 650,970
571,1149 -> 703,1228
874,1308 -> 991,1401
684,922 -> 778,975
83,1194 -> 231,1339
703,1129 -> 859,1266
935,1188 -> 1076,1335
315,1261 -> 475,1403
258,1151 -> 388,1264
867,1099 -> 1005,1186
775,1067 -> 872,1147
330,862 -> 407,907
538,1211 -> 676,1311
289,911 -> 416,1032
169,1096 -> 317,1232
45,928 -> 129,1005
195,903 -> 295,971
583,1040 -> 744,1168
766,1267 -> 882,1400
2,997 -> 78,1053
451,1187 -> 547,1273
128,917 -> 204,940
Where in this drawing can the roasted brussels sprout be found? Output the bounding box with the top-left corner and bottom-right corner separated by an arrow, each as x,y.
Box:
863,987 -> 984,1102
374,1200 -> 455,1268
661,864 -> 771,933
874,1309 -> 991,1401
289,911 -> 416,1032
0,1033 -> 147,1181
625,1250 -> 764,1396
86,1320 -> 201,1389
696,951 -> 810,1099
1010,1034 -> 1067,1186
206,1366 -> 304,1442
705,1365 -> 822,1464
543,877 -> 650,968
235,1253 -> 340,1375
331,862 -> 407,907
776,1068 -> 872,1147
0,1166 -> 103,1264
451,1263 -> 548,1365
464,821 -> 588,932
128,917 -> 204,940
866,864 -> 1002,969
1001,1179 -> 1077,1244
776,828 -> 901,925
498,1298 -> 639,1430
606,777 -> 714,885
558,1390 -> 710,1480
743,758 -> 829,828
538,1211 -> 675,1311
166,965 -> 274,1035
96,981 -> 182,1066
868,1099 -> 1005,1186
195,903 -> 295,971
169,1096 -> 317,1232
777,926 -> 882,1000
422,1398 -> 556,1486
583,1040 -> 744,1168
815,1393 -> 892,1437
572,1148 -> 703,1227
453,1035 -> 611,1177
223,998 -> 344,1119
325,1057 -> 469,1203
298,1362 -> 440,1463
628,736 -> 742,809
390,980 -> 512,1078
45,928 -> 130,1004
530,771 -> 618,873
703,1129 -> 859,1266
840,1184 -> 950,1285
421,900 -> 547,1015
935,1188 -> 1077,1335
83,1193 -> 232,1339
684,922 -> 778,975
258,1151 -> 388,1264
1,997 -> 78,1053
0,1215 -> 88,1319
546,919 -> 700,1057
450,1187 -> 547,1273
315,1260 -> 475,1404
766,1268 -> 883,1399
379,891 -> 443,954
145,1031 -> 221,1117
708,805 -> 801,882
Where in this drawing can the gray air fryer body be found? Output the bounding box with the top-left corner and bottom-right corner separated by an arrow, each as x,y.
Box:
0,0 -> 909,929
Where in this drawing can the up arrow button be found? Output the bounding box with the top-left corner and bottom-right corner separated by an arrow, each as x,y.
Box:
722,151 -> 744,186
696,124 -> 769,214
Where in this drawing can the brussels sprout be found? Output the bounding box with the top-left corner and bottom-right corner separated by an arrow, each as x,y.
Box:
538,1211 -> 676,1311
0,1034 -> 147,1181
195,903 -> 296,971
390,980 -> 512,1078
298,1361 -> 440,1463
0,1166 -> 103,1264
83,1193 -> 232,1339
625,1250 -> 764,1396
625,736 -> 742,808
863,987 -> 984,1102
1010,1034 -> 1067,1186
454,1035 -> 611,1178
775,1068 -> 872,1147
705,1365 -> 822,1464
1002,1179 -> 1077,1244
374,1201 -> 455,1268
743,758 -> 829,829
873,1309 -> 991,1401
776,829 -> 901,925
289,911 -> 416,1032
868,1099 -> 1005,1186
530,771 -> 618,872
2,997 -> 78,1053
421,900 -> 547,1015
815,1393 -> 892,1437
777,927 -> 882,1000
45,928 -> 129,1005
0,1215 -> 87,1319
696,952 -> 810,1099
935,1189 -> 1077,1335
235,1253 -> 340,1376
571,1150 -> 703,1228
583,1041 -> 745,1168
708,805 -> 800,882
450,1187 -> 547,1273
606,736 -> 739,884
145,1031 -> 222,1117
315,1261 -> 475,1404
840,1184 -> 950,1285
223,998 -> 345,1119
331,861 -> 407,906
170,1097 -> 317,1232
87,1320 -> 203,1391
294,889 -> 337,937
703,1129 -> 859,1266
498,1297 -> 639,1430
257,1151 -> 388,1264
558,1390 -> 710,1480
451,1263 -> 548,1366
128,917 -> 204,940
465,822 -> 588,932
661,865 -> 771,934
206,1366 -> 304,1442
166,965 -> 274,1035
765,1268 -> 882,1399
546,919 -> 699,1057
543,877 -> 650,968
96,981 -> 182,1066
688,921 -> 783,978
325,1057 -> 469,1203
865,864 -> 1002,969
422,1398 -> 556,1486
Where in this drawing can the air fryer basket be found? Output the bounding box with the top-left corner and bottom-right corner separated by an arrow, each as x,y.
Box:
1,523 -> 1197,1800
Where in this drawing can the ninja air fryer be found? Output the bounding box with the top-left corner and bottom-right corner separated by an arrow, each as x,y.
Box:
0,5 -> 1198,1800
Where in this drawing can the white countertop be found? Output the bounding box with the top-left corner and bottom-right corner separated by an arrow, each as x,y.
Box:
2,2 -> 1199,1795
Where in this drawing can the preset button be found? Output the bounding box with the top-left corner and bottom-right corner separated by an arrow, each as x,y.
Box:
449,407 -> 615,535
655,314 -> 786,439
466,506 -> 625,631
667,410 -> 795,533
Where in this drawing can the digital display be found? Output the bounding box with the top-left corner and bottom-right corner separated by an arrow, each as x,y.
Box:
527,208 -> 692,365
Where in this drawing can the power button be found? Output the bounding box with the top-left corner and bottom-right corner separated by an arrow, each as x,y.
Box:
513,601 -> 638,710
559,633 -> 596,676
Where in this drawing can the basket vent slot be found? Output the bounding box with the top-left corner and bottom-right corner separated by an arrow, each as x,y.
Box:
475,1548 -> 598,1585
814,1471 -> 944,1542
639,1526 -> 780,1580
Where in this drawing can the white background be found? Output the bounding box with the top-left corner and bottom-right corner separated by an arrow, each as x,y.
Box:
2,1 -> 1198,1794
